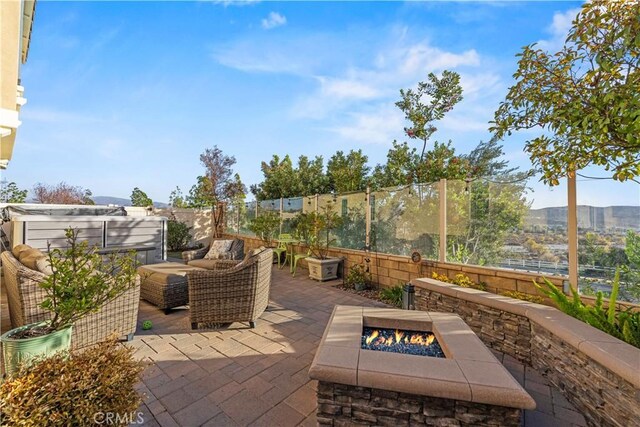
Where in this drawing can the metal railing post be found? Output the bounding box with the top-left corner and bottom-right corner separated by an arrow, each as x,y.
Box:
567,173 -> 578,292
279,197 -> 284,234
365,186 -> 371,250
439,179 -> 447,263
236,205 -> 240,235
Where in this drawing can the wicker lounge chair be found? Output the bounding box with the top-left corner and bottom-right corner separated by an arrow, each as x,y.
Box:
1,249 -> 140,350
181,237 -> 244,268
187,247 -> 273,330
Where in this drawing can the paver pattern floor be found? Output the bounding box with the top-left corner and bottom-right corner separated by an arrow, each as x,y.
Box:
0,267 -> 587,427
129,268 -> 586,427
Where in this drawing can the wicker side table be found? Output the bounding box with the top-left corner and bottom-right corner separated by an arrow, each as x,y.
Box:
137,262 -> 205,314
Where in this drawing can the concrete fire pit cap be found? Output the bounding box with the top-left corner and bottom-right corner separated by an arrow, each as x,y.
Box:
309,305 -> 536,410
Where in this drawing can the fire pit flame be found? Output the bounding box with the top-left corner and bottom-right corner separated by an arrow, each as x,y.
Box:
365,329 -> 379,345
361,327 -> 445,358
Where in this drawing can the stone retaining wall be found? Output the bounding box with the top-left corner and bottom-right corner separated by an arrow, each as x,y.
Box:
414,287 -> 532,365
531,325 -> 639,427
316,381 -> 521,427
411,278 -> 640,427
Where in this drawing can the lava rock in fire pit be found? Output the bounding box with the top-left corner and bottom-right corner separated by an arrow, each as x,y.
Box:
361,327 -> 445,358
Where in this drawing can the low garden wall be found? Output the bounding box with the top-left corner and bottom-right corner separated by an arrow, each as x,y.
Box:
225,233 -> 639,311
410,277 -> 640,427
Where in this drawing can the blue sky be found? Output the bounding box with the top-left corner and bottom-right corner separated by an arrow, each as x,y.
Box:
4,0 -> 639,209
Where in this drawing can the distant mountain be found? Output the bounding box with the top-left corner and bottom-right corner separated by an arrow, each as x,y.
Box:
92,196 -> 168,208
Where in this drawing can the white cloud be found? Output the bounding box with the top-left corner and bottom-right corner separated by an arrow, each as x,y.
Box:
536,7 -> 581,52
318,77 -> 380,100
209,0 -> 260,7
261,12 -> 287,30
213,25 -> 504,149
399,45 -> 480,75
327,105 -> 405,145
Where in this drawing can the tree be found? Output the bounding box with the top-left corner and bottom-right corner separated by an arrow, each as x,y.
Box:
396,70 -> 463,183
370,142 -> 420,189
327,150 -> 370,193
250,155 -> 297,200
130,187 -> 153,207
168,186 -> 187,208
251,154 -> 329,200
0,181 -> 27,203
196,146 -> 246,237
367,72 -> 532,264
186,176 -> 213,208
492,0 -> 640,185
296,155 -> 330,196
32,182 -> 94,205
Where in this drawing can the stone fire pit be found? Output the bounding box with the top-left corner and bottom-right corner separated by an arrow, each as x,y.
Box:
309,306 -> 536,426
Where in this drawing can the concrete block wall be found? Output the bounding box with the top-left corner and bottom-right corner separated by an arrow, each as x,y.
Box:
222,232 -> 640,312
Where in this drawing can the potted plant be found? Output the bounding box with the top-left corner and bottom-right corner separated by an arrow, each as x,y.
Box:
248,211 -> 281,248
296,202 -> 343,281
0,228 -> 138,377
346,262 -> 371,291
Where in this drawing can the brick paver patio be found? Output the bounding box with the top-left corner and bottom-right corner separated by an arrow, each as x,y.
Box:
127,268 -> 586,427
0,267 -> 586,427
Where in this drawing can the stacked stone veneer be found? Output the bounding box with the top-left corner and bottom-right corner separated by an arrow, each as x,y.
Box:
317,382 -> 521,427
531,325 -> 639,427
412,278 -> 640,427
414,286 -> 532,365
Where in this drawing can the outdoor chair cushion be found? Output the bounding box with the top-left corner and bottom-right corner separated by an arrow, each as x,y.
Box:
138,262 -> 206,285
204,239 -> 234,260
12,244 -> 32,259
18,247 -> 47,270
35,256 -> 53,275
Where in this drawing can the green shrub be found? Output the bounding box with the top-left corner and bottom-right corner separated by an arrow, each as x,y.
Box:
167,219 -> 192,251
380,285 -> 403,307
0,339 -> 145,425
500,290 -> 544,304
534,270 -> 640,348
27,228 -> 138,337
345,263 -> 371,289
248,211 -> 281,247
431,272 -> 486,291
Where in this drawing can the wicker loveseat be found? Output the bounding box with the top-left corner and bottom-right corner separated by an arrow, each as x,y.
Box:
182,237 -> 244,269
187,247 -> 272,330
1,248 -> 140,350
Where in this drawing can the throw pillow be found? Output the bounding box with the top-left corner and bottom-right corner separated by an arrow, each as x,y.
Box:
36,256 -> 54,275
12,244 -> 31,259
204,239 -> 233,260
19,248 -> 47,270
